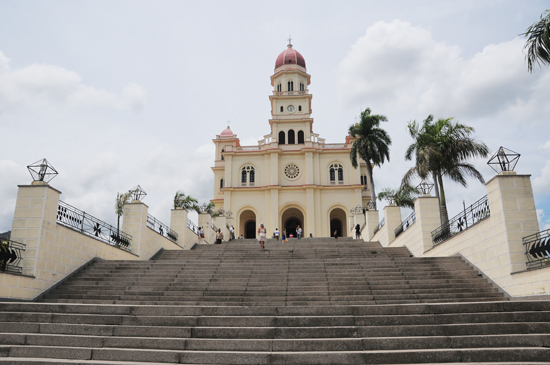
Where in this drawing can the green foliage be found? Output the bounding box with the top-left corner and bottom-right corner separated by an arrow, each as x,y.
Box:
173,190 -> 199,211
197,202 -> 215,216
378,185 -> 420,209
115,192 -> 132,218
522,10 -> 550,73
402,115 -> 489,224
348,108 -> 392,203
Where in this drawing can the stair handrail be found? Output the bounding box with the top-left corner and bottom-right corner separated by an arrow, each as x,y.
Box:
0,237 -> 25,274
523,228 -> 550,269
431,195 -> 490,246
57,200 -> 132,251
147,213 -> 179,245
395,211 -> 416,238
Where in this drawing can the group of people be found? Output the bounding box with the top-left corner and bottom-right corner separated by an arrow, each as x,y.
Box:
197,225 -> 237,245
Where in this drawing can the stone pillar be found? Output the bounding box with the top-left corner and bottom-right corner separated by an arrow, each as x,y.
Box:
486,172 -> 540,273
306,188 -> 315,237
121,201 -> 148,256
224,155 -> 233,188
198,213 -> 214,244
384,205 -> 402,245
170,207 -> 189,248
364,210 -> 380,241
414,195 -> 442,255
270,189 -> 279,235
11,183 -> 62,277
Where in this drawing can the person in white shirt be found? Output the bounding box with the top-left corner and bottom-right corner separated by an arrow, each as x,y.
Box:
274,228 -> 280,241
296,225 -> 302,240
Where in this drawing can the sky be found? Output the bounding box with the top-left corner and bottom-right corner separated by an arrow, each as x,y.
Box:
1,0 -> 549,233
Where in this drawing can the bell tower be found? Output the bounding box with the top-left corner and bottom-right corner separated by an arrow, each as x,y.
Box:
269,42 -> 313,144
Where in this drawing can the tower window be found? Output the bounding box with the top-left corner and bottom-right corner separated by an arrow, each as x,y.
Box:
288,130 -> 295,144
241,165 -> 256,187
220,179 -> 224,189
221,148 -> 224,161
361,174 -> 367,186
287,81 -> 294,91
298,105 -> 302,111
297,130 -> 304,144
277,84 -> 282,92
278,131 -> 286,145
329,164 -> 344,185
300,83 -> 304,91
280,106 -> 283,112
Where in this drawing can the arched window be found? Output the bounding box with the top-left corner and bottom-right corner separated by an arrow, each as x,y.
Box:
300,82 -> 304,91
280,106 -> 283,112
278,131 -> 286,145
241,165 -> 256,187
277,84 -> 282,92
221,148 -> 224,161
220,179 -> 224,189
288,129 -> 295,144
329,164 -> 344,185
288,81 -> 294,91
298,105 -> 302,111
361,174 -> 367,186
297,130 -> 304,144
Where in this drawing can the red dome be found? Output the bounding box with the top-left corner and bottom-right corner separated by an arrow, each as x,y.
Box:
275,44 -> 306,69
220,126 -> 234,137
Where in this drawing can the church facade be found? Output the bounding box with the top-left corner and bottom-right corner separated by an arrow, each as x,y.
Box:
211,43 -> 372,239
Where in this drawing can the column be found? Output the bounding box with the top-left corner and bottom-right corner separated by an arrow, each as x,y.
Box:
486,172 -> 540,273
306,188 -> 315,237
121,201 -> 149,256
414,195 -> 442,254
364,210 -> 380,241
11,183 -> 62,277
383,205 -> 402,244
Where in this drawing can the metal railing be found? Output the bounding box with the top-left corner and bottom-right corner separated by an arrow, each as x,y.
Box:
187,218 -> 198,234
395,211 -> 416,238
0,238 -> 25,274
431,195 -> 490,246
147,214 -> 178,244
211,223 -> 218,232
373,218 -> 385,236
523,228 -> 550,269
57,200 -> 131,251
364,201 -> 377,211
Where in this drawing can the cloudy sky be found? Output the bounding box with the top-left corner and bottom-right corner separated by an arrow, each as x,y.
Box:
1,0 -> 549,233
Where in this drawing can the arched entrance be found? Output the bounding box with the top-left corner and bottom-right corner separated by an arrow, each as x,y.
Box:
281,207 -> 304,238
329,208 -> 347,238
245,221 -> 256,239
239,209 -> 256,239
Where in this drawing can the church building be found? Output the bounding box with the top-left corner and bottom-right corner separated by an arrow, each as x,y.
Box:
211,43 -> 372,238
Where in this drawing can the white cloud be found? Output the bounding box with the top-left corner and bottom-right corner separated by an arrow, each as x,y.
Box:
0,50 -> 146,114
337,20 -> 550,121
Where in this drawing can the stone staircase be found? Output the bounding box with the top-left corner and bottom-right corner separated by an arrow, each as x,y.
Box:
0,237 -> 549,364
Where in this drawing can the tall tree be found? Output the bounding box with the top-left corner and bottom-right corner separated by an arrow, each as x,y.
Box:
173,190 -> 199,211
522,10 -> 550,73
115,192 -> 132,235
349,108 -> 392,206
402,116 -> 489,225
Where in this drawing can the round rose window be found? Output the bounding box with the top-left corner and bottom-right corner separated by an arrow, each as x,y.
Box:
284,163 -> 300,179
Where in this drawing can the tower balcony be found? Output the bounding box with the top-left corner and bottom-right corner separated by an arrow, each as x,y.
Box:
273,90 -> 308,96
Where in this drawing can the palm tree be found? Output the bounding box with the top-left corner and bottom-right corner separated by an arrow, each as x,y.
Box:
522,10 -> 550,73
197,202 -> 215,216
402,116 -> 489,225
173,190 -> 199,211
378,184 -> 420,209
349,108 -> 392,205
115,192 -> 132,235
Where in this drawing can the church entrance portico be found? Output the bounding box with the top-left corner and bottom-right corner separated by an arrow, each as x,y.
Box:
239,209 -> 257,239
281,207 -> 304,238
329,207 -> 347,238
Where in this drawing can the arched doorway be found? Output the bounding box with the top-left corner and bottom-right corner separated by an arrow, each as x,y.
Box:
329,208 -> 347,238
239,209 -> 256,239
281,207 -> 304,238
245,221 -> 256,239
